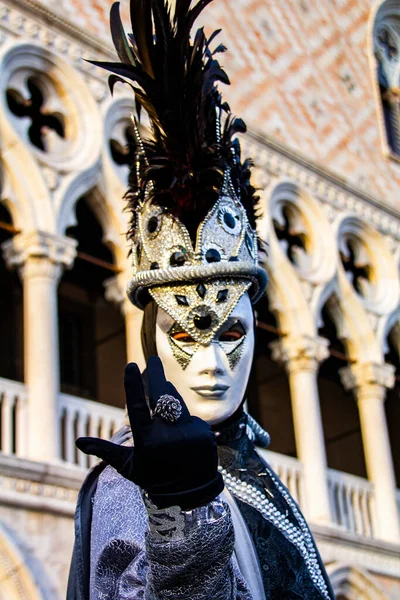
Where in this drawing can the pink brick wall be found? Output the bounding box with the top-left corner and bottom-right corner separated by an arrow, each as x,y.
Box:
49,0 -> 400,210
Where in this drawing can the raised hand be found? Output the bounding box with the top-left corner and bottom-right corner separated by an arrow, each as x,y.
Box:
76,356 -> 223,510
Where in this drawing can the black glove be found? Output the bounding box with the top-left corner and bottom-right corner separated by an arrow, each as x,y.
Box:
76,356 -> 224,510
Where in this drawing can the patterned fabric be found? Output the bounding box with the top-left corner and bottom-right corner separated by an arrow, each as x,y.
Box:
88,412 -> 335,599
90,466 -> 252,600
216,412 -> 335,600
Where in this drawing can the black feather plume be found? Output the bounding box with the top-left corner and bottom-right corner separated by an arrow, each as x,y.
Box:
92,0 -> 260,241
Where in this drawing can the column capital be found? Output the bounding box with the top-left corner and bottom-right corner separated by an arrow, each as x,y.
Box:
2,231 -> 77,280
104,275 -> 125,307
104,272 -> 136,316
339,362 -> 395,400
270,335 -> 329,373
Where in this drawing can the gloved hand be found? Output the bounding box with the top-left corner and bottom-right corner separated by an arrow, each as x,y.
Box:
76,356 -> 224,510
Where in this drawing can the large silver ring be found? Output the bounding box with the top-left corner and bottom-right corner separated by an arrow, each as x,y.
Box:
153,394 -> 182,422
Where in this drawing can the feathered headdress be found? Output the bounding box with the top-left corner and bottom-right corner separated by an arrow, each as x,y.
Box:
92,0 -> 268,345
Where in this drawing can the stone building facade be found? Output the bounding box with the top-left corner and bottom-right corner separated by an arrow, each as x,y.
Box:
0,0 -> 399,598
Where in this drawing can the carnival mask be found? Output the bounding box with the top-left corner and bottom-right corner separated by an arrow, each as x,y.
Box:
156,293 -> 254,425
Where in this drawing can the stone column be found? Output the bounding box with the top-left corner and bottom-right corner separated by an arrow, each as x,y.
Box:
104,274 -> 145,371
340,362 -> 399,542
2,231 -> 76,462
271,335 -> 332,524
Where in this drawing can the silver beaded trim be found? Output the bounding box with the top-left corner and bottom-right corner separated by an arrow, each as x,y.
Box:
221,335 -> 246,370
127,262 -> 267,309
219,467 -> 331,599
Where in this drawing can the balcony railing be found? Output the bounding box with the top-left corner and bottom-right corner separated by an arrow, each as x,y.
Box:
0,376 -> 398,542
259,448 -> 305,506
0,377 -> 27,456
59,393 -> 125,468
328,468 -> 376,537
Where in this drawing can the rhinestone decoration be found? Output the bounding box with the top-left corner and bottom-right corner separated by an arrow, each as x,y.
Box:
205,247 -> 223,263
187,305 -> 218,333
216,289 -> 229,303
193,313 -> 213,330
138,201 -> 194,270
175,295 -> 189,306
218,467 -> 331,599
196,283 -> 207,299
168,335 -> 197,370
129,166 -> 267,336
150,279 -> 251,345
218,205 -> 242,236
223,335 -> 245,370
170,250 -> 187,267
153,394 -> 182,422
145,207 -> 163,239
197,193 -> 247,262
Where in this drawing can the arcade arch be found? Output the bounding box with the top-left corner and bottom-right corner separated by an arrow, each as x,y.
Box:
60,190 -> 127,409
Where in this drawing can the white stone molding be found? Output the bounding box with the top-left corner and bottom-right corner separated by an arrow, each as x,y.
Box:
104,272 -> 145,369
0,40 -> 102,173
270,335 -> 330,373
0,163 -> 34,232
104,274 -> 125,308
0,521 -> 57,600
270,335 -> 332,525
2,230 -> 77,276
87,185 -> 128,269
102,94 -> 136,186
0,72 -> 54,232
56,172 -> 129,271
334,268 -> 383,364
266,178 -> 340,346
0,452 -> 83,512
242,133 -> 400,241
2,231 -> 77,462
327,563 -> 389,599
337,216 -> 400,315
379,310 -> 400,356
339,362 -> 399,543
269,180 -> 337,286
316,284 -> 385,365
263,232 -> 317,338
0,0 -> 114,83
340,362 -> 395,394
55,162 -> 101,234
316,525 -> 400,579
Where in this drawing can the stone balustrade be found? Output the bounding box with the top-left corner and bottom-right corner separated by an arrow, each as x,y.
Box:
259,448 -> 305,506
0,377 -> 28,456
0,376 -> 399,543
328,468 -> 376,538
59,393 -> 126,468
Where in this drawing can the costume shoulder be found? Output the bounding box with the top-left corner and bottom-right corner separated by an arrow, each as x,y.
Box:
67,461 -> 107,600
67,425 -> 133,600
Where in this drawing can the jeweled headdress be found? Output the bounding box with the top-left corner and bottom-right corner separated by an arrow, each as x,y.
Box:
93,0 -> 268,344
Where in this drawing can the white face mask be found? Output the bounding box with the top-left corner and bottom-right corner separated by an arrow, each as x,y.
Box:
155,293 -> 255,425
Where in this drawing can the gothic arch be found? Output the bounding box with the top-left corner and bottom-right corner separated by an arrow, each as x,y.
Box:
56,161 -> 102,233
335,215 -> 399,315
0,522 -> 56,600
328,564 -> 388,599
0,163 -> 34,232
58,180 -> 128,270
377,306 -> 400,354
316,275 -> 381,363
269,180 -> 336,285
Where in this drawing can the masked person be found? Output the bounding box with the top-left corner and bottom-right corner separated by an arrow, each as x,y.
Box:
67,1 -> 335,598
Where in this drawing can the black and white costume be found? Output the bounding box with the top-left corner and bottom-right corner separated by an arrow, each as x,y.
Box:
67,1 -> 335,598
